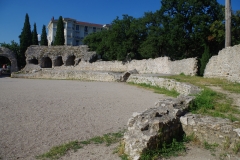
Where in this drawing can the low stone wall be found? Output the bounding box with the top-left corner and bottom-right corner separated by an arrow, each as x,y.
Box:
12,68 -> 121,82
127,75 -> 201,96
181,113 -> 240,149
124,96 -> 240,160
124,96 -> 193,160
204,44 -> 240,83
76,57 -> 198,76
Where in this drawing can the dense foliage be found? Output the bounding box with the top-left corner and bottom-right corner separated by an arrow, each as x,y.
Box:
54,16 -> 65,45
32,23 -> 38,45
40,25 -> 48,46
83,0 -> 240,75
19,13 -> 32,68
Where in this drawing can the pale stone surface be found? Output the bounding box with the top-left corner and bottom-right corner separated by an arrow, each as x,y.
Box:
123,96 -> 194,160
127,75 -> 202,96
181,113 -> 240,149
24,45 -> 198,76
76,57 -> 198,75
0,47 -> 18,72
204,44 -> 240,83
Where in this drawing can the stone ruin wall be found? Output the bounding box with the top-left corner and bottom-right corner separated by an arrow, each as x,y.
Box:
76,57 -> 198,75
25,45 -> 96,69
23,45 -> 198,76
204,44 -> 240,83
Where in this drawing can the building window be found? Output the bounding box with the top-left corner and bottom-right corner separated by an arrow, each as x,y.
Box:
76,25 -> 79,31
84,26 -> 88,36
93,27 -> 96,32
84,26 -> 88,32
76,40 -> 79,46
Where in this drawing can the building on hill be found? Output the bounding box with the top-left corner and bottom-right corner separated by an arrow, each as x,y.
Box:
47,17 -> 103,46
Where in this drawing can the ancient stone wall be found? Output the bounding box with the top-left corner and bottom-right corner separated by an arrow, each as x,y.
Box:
76,57 -> 198,75
25,45 -> 97,68
127,75 -> 202,96
124,96 -> 240,160
24,45 -> 198,76
204,44 -> 240,83
181,113 -> 240,150
0,47 -> 18,72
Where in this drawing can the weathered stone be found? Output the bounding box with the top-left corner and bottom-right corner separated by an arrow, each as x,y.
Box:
25,45 -> 96,68
0,47 -> 18,72
123,96 -> 194,160
204,44 -> 240,83
127,75 -> 202,96
181,113 -> 240,149
120,69 -> 139,82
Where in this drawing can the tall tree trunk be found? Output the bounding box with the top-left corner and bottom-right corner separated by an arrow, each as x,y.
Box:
225,0 -> 231,47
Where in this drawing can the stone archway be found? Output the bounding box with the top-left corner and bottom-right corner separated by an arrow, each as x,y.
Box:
0,47 -> 18,72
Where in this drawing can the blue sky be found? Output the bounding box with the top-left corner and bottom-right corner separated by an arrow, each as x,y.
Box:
0,0 -> 239,44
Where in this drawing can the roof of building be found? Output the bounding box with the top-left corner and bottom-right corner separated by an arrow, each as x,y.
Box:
49,17 -> 103,28
76,21 -> 103,28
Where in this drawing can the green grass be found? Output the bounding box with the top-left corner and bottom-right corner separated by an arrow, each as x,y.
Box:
36,130 -> 125,160
127,82 -> 180,98
189,88 -> 240,121
163,75 -> 240,122
140,138 -> 187,160
166,75 -> 240,93
36,141 -> 82,160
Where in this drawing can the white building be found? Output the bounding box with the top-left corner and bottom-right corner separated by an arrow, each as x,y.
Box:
47,17 -> 103,46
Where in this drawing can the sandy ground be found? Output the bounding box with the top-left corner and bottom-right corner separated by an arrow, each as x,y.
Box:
0,77 -> 169,160
1,77 -> 239,160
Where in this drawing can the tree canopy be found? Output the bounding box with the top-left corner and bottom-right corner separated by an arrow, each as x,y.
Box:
32,23 -> 38,45
19,13 -> 32,68
83,0 -> 240,75
54,16 -> 65,45
40,25 -> 48,46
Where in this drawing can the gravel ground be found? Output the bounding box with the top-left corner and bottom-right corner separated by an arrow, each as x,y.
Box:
1,77 -> 238,160
0,77 -> 168,160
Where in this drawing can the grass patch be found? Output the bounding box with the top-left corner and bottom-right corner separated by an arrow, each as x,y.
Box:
127,82 -> 179,98
140,138 -> 186,160
203,141 -> 219,152
36,130 -> 124,160
164,75 -> 240,121
188,88 -> 240,121
36,141 -> 82,160
166,75 -> 240,94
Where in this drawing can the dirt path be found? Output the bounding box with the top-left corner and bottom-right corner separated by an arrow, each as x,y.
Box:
208,86 -> 240,107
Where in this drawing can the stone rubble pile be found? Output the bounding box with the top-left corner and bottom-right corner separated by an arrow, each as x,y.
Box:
124,96 -> 194,160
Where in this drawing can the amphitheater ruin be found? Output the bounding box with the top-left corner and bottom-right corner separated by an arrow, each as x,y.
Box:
1,44 -> 240,159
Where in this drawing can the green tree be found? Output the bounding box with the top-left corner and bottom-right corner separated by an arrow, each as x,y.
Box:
199,45 -> 211,76
138,11 -> 166,58
54,16 -> 65,45
40,25 -> 48,46
32,23 -> 38,45
159,0 -> 223,59
0,41 -> 21,68
232,10 -> 240,45
19,13 -> 32,68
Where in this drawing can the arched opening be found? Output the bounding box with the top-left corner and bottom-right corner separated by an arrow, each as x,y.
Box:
0,56 -> 11,76
41,57 -> 52,68
65,55 -> 75,66
0,47 -> 18,72
28,58 -> 38,65
54,56 -> 63,66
